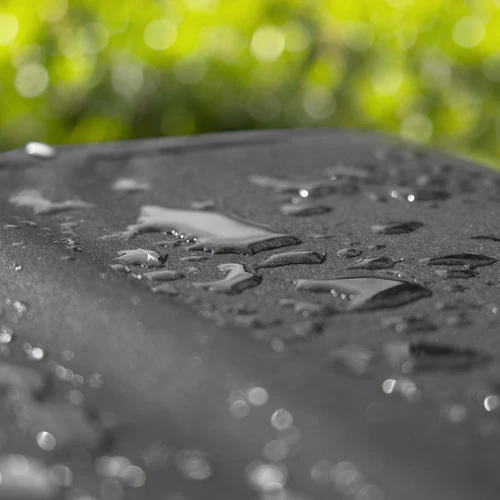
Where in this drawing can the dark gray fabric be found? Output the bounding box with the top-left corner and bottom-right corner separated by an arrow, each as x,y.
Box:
1,129 -> 500,499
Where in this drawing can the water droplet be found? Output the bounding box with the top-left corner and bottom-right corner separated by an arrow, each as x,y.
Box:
25,141 -> 56,159
143,270 -> 184,281
293,275 -> 431,311
290,320 -> 323,339
110,264 -> 130,273
51,465 -> 73,487
193,263 -> 261,294
471,235 -> 500,242
25,401 -> 106,452
257,250 -> 326,268
280,202 -> 331,216
270,409 -> 293,430
0,326 -> 14,344
326,165 -> 371,180
434,269 -> 477,279
279,299 -> 331,317
484,395 -> 500,412
112,178 -> 150,192
36,431 -> 56,451
88,373 -> 104,389
174,450 -> 212,481
371,222 -> 423,234
311,460 -> 334,484
384,340 -> 490,371
247,386 -> 269,406
114,249 -> 164,268
109,205 -> 300,254
0,454 -> 60,498
10,190 -> 93,215
249,175 -> 338,197
229,399 -> 250,418
95,456 -> 131,478
381,315 -> 436,334
337,248 -> 362,258
190,200 -> 215,210
24,345 -> 45,361
179,255 -> 210,262
421,253 -> 496,270
245,461 -> 288,492
263,440 -> 289,461
331,345 -> 374,377
348,257 -> 398,270
440,404 -> 468,424
390,187 -> 449,202
120,465 -> 146,487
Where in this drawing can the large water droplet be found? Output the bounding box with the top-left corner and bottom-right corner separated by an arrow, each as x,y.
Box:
293,275 -> 431,311
112,178 -> 150,192
371,222 -> 423,234
280,202 -> 331,216
25,142 -> 56,159
245,461 -> 288,492
114,249 -> 164,268
348,257 -> 398,270
421,253 -> 496,270
193,263 -> 261,294
108,205 -> 300,254
257,250 -> 326,268
9,190 -> 93,215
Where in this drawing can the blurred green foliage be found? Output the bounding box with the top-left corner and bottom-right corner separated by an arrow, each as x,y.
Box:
1,0 -> 500,165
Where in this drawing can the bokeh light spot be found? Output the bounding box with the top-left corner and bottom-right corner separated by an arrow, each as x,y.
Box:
251,25 -> 285,62
144,19 -> 178,51
453,17 -> 485,48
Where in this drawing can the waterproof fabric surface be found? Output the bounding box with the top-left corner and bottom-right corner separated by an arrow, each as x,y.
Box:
1,129 -> 500,499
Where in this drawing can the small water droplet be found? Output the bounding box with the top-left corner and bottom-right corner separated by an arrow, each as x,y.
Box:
249,175 -> 338,197
193,263 -> 261,294
229,399 -> 250,419
120,465 -> 146,487
384,340 -> 490,371
280,202 -> 331,216
245,461 -> 288,492
331,345 -> 374,377
112,178 -> 150,192
279,299 -> 331,317
311,460 -> 334,484
293,275 -> 431,311
270,409 -> 293,430
114,249 -> 164,268
110,264 -> 130,273
381,315 -> 436,334
348,257 -> 398,270
371,222 -> 423,234
434,269 -> 477,279
257,250 -> 326,268
337,248 -> 362,258
10,190 -> 93,215
108,205 -> 300,254
390,187 -> 449,202
174,450 -> 212,481
421,253 -> 496,270
143,270 -> 184,281
25,141 -> 56,159
36,431 -> 56,451
190,200 -> 215,210
471,235 -> 500,242
263,440 -> 289,462
247,386 -> 269,406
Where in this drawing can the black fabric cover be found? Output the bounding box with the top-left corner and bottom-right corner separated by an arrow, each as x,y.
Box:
1,129 -> 500,499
